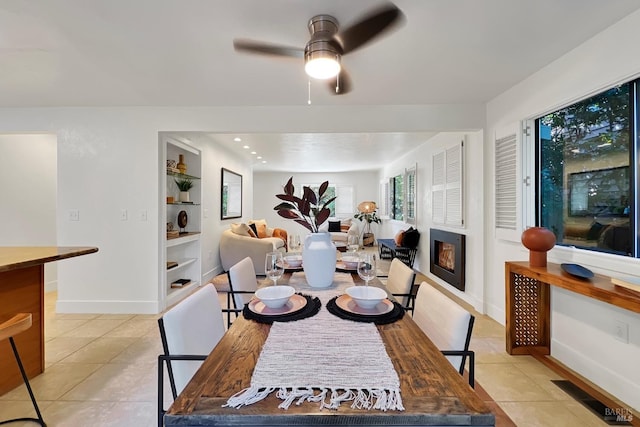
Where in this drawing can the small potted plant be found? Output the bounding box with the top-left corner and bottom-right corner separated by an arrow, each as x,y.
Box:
354,201 -> 381,246
175,177 -> 194,202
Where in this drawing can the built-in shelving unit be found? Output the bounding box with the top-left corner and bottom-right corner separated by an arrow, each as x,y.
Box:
161,137 -> 202,309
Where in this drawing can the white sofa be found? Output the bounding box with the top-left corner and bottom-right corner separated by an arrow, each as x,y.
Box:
219,227 -> 286,275
318,217 -> 359,245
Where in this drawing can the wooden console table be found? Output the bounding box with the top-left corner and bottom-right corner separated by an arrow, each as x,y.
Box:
0,246 -> 98,395
505,261 -> 640,355
505,261 -> 640,424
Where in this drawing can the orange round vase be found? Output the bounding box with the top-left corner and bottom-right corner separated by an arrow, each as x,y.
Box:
521,227 -> 556,267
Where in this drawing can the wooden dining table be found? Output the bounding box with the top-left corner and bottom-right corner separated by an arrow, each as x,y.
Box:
164,272 -> 495,426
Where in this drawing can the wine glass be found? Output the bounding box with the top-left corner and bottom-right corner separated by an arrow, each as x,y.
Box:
357,252 -> 377,288
288,234 -> 301,253
265,251 -> 284,286
347,234 -> 359,252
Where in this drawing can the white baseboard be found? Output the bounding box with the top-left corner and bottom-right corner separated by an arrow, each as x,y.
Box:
56,299 -> 160,314
202,265 -> 224,284
552,339 -> 640,411
485,303 -> 505,326
44,279 -> 57,293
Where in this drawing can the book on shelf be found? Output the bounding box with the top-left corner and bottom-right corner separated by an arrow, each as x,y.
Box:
171,278 -> 191,288
166,261 -> 179,270
611,276 -> 640,293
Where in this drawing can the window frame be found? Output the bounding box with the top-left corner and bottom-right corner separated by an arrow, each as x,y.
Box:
533,79 -> 638,257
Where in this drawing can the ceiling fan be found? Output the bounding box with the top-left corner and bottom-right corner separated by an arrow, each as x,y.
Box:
233,2 -> 405,95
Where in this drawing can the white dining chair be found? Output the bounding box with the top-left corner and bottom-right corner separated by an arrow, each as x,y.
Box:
412,282 -> 475,387
384,258 -> 416,311
227,257 -> 260,324
157,284 -> 225,427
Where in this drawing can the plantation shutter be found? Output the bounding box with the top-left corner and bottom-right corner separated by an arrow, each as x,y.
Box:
335,185 -> 354,217
432,151 -> 445,224
379,179 -> 390,219
445,143 -> 463,226
495,124 -> 521,241
432,140 -> 464,227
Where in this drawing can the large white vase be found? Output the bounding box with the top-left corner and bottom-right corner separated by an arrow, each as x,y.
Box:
302,232 -> 337,288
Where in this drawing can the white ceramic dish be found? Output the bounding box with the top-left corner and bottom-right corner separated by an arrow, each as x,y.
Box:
255,285 -> 295,309
345,286 -> 387,310
249,293 -> 307,315
284,255 -> 302,268
336,294 -> 393,315
341,255 -> 360,269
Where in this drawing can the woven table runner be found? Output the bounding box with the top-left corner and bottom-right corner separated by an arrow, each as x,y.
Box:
225,272 -> 404,411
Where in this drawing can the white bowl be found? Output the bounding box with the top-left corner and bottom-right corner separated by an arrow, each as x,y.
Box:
341,255 -> 360,269
284,255 -> 302,268
255,285 -> 295,309
346,286 -> 387,309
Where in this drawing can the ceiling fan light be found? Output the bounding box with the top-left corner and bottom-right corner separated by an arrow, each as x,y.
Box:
305,56 -> 341,80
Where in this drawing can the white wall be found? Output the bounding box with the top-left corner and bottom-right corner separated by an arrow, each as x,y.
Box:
380,131 -> 485,312
0,134 -> 58,290
0,104 -> 484,315
485,9 -> 640,410
184,133 -> 254,283
252,170 -> 380,236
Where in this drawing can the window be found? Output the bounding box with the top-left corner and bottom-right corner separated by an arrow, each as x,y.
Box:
536,80 -> 637,256
307,184 -> 337,217
389,175 -> 404,220
304,184 -> 353,218
386,166 -> 418,222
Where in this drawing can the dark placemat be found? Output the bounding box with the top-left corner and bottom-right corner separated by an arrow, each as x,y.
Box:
243,293 -> 321,324
326,295 -> 405,325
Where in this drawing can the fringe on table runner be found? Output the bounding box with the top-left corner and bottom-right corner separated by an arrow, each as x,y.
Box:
224,385 -> 404,411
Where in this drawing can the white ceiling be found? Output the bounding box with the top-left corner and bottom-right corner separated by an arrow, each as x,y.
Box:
2,0 -> 639,171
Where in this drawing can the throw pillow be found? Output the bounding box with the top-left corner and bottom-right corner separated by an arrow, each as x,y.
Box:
328,220 -> 341,232
256,223 -> 268,238
340,219 -> 351,232
394,230 -> 405,246
402,228 -> 420,248
231,223 -> 255,237
248,223 -> 258,237
249,218 -> 267,229
272,228 -> 288,250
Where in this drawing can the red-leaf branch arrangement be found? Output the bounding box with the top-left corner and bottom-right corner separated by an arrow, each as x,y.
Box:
274,177 -> 336,233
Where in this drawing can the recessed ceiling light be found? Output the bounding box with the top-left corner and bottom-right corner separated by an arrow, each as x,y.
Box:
251,151 -> 257,155
257,156 -> 262,159
262,160 -> 267,164
243,145 -> 250,149
234,137 -> 242,142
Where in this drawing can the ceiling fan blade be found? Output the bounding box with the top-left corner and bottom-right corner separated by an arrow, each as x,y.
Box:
333,2 -> 405,55
233,38 -> 304,58
327,68 -> 352,95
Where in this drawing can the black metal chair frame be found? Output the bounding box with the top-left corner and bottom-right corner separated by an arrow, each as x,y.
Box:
225,271 -> 259,328
376,272 -> 417,313
157,293 -> 245,427
158,317 -> 215,427
0,337 -> 46,427
442,314 -> 475,388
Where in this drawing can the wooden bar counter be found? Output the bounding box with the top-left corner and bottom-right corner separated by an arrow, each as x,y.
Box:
0,246 -> 98,395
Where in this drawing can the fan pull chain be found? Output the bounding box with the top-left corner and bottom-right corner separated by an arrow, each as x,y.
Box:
308,80 -> 312,105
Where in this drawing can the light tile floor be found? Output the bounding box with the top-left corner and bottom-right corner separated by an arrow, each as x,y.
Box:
0,281 -> 635,426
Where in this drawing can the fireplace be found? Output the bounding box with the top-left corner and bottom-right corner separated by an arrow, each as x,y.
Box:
430,228 -> 466,291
